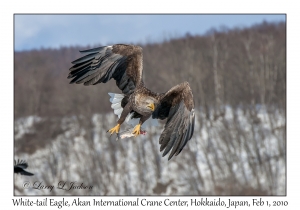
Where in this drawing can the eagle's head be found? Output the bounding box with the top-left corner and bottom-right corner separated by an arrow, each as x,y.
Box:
136,95 -> 157,113
144,98 -> 156,112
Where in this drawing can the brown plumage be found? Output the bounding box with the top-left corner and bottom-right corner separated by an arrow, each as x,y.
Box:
68,44 -> 195,160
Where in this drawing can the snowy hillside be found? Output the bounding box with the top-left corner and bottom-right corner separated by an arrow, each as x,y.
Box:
14,106 -> 285,195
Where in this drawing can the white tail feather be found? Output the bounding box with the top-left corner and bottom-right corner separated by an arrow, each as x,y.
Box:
114,108 -> 123,116
108,93 -> 124,98
109,93 -> 125,119
111,102 -> 122,109
110,97 -> 123,103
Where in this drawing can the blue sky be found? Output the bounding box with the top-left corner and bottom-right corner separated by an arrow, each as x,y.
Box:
14,14 -> 285,51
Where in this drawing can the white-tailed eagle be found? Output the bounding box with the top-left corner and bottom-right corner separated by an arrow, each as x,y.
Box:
68,44 -> 195,160
14,159 -> 34,176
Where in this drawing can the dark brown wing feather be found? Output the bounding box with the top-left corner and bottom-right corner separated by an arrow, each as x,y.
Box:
14,159 -> 34,176
68,44 -> 143,95
14,159 -> 28,169
152,82 -> 195,160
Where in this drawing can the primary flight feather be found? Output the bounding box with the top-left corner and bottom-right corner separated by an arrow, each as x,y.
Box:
68,44 -> 195,160
14,159 -> 34,176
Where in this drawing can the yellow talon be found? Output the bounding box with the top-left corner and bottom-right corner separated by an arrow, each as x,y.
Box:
132,124 -> 141,137
108,124 -> 120,135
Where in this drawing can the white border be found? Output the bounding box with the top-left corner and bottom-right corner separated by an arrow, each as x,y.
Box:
2,0 -> 297,209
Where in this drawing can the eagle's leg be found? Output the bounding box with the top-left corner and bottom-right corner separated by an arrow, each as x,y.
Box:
132,115 -> 150,137
107,103 -> 132,135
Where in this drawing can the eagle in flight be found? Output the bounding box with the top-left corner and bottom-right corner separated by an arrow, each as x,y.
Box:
14,159 -> 34,176
68,44 -> 195,160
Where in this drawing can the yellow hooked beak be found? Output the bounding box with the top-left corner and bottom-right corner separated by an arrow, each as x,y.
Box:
147,103 -> 155,111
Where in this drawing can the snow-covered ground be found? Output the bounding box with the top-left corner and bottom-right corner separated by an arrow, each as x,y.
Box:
14,106 -> 286,195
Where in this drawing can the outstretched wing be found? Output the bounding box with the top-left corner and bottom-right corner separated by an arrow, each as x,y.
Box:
152,82 -> 195,160
19,170 -> 34,176
14,159 -> 34,176
68,44 -> 143,95
14,159 -> 28,169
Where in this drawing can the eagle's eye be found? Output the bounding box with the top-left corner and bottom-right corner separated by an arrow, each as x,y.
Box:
147,103 -> 155,111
